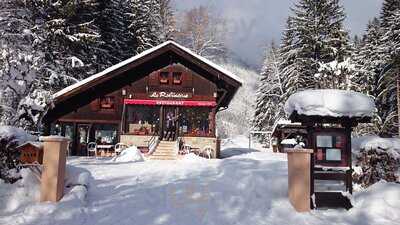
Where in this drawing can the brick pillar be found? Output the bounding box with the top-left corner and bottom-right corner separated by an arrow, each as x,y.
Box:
39,136 -> 70,202
285,148 -> 314,212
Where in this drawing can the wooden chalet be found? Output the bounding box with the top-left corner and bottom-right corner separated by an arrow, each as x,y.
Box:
43,41 -> 242,159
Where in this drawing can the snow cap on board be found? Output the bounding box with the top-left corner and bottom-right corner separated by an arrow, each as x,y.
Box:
284,89 -> 375,118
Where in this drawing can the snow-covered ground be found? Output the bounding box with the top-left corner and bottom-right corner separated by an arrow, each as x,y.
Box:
1,135 -> 399,225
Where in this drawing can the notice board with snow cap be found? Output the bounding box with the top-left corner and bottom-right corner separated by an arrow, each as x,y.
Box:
284,89 -> 375,210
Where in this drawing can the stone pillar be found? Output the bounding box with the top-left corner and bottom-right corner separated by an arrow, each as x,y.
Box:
39,136 -> 70,202
285,148 -> 314,212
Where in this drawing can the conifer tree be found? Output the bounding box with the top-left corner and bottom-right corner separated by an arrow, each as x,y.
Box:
290,0 -> 351,89
0,0 -> 52,131
96,0 -> 134,65
253,43 -> 285,132
376,8 -> 400,136
279,17 -> 301,100
30,0 -> 103,92
128,0 -> 162,54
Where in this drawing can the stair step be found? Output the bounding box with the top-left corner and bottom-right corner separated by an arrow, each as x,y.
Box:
152,153 -> 175,156
152,150 -> 176,154
153,148 -> 175,151
149,141 -> 178,160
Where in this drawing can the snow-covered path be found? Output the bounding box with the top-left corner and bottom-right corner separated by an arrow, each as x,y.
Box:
67,150 -> 289,225
1,137 -> 400,225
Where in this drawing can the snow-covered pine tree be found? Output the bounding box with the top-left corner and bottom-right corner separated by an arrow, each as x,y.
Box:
279,17 -> 301,101
30,0 -> 103,92
290,0 -> 352,90
376,8 -> 400,136
217,63 -> 258,138
0,0 -> 52,132
253,43 -> 285,133
128,0 -> 162,54
380,0 -> 400,27
352,18 -> 387,135
96,0 -> 133,65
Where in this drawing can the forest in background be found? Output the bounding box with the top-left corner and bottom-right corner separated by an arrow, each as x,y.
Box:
254,0 -> 400,138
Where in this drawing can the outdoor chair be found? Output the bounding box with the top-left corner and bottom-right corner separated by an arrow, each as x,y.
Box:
87,142 -> 98,157
183,144 -> 192,154
202,146 -> 213,159
115,143 -> 128,155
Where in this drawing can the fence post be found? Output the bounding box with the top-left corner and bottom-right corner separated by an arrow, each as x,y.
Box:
285,148 -> 314,212
39,136 -> 70,202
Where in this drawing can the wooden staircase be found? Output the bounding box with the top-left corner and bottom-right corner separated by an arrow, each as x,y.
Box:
149,141 -> 178,160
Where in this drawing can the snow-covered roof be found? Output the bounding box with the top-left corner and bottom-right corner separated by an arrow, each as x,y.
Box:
53,41 -> 243,100
284,89 -> 375,118
17,141 -> 43,149
271,119 -> 304,136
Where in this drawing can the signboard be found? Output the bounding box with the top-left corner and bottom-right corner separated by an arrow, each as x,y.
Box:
124,99 -> 216,107
316,135 -> 333,148
149,91 -> 192,99
326,148 -> 342,161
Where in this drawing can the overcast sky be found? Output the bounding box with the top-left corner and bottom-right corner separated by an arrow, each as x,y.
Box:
174,0 -> 383,68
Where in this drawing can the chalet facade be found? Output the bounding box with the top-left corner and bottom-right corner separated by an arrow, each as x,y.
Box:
44,41 -> 242,158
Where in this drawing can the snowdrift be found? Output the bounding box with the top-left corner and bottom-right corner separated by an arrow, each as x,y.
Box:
112,146 -> 144,163
0,165 -> 91,215
352,135 -> 400,159
0,126 -> 36,144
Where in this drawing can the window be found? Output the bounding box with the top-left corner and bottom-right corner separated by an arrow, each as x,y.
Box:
100,96 -> 115,110
179,107 -> 213,137
125,106 -> 160,135
93,124 -> 118,145
173,72 -> 182,84
159,72 -> 169,84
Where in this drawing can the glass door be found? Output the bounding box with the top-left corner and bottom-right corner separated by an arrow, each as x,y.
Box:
76,124 -> 90,156
162,106 -> 178,141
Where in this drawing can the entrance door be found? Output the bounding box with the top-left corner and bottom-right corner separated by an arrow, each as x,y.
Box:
162,107 -> 179,141
76,124 -> 90,156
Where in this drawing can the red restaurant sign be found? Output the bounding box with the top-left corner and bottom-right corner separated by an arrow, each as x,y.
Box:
124,99 -> 217,107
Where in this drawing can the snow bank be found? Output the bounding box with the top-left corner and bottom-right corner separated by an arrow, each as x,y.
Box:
0,165 -> 91,215
65,165 -> 91,188
350,181 -> 400,223
0,168 -> 40,213
112,146 -> 144,163
0,125 -> 36,144
182,153 -> 208,161
284,89 -> 375,118
352,135 -> 400,159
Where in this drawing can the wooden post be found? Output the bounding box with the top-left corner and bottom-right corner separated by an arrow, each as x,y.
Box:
397,75 -> 400,137
285,148 -> 314,212
39,136 -> 70,202
345,125 -> 353,194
